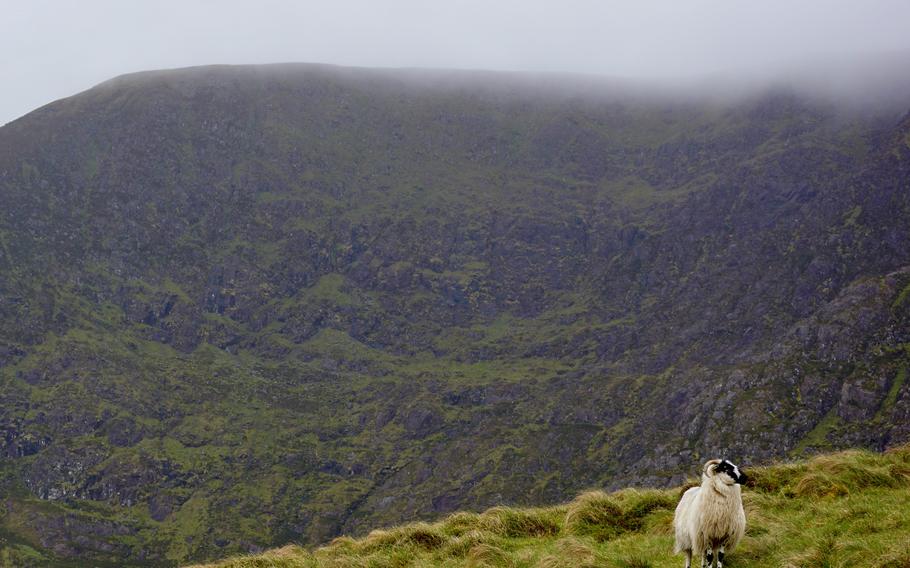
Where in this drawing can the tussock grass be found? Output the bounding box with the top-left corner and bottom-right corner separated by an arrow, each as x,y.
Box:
191,445 -> 910,568
359,523 -> 448,553
465,543 -> 513,568
536,537 -> 599,567
476,507 -> 562,538
564,489 -> 675,541
747,445 -> 910,498
441,529 -> 495,558
197,545 -> 314,567
876,544 -> 910,568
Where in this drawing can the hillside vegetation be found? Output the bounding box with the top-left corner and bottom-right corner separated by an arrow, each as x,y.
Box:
191,446 -> 910,568
0,63 -> 909,564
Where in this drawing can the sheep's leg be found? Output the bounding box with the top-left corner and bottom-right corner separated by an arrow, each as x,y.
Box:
704,549 -> 713,568
684,549 -> 692,568
717,547 -> 725,568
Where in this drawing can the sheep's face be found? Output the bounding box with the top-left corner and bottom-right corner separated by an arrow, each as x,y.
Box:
713,459 -> 747,485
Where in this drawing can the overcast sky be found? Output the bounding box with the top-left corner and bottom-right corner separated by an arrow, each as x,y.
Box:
2,0 -> 910,125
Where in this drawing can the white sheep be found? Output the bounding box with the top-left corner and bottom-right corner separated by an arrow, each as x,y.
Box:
673,459 -> 747,568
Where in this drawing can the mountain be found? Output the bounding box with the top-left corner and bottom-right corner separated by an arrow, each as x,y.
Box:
0,62 -> 908,566
190,445 -> 910,568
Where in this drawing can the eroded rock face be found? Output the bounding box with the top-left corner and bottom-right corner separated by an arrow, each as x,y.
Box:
0,64 -> 908,564
25,445 -> 108,501
5,500 -> 153,562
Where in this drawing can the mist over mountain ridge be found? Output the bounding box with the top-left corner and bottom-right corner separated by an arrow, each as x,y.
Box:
0,62 -> 908,566
8,49 -> 910,130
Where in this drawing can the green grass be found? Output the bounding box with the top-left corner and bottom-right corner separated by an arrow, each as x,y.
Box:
791,408 -> 841,455
190,445 -> 910,568
876,367 -> 908,422
893,282 -> 910,311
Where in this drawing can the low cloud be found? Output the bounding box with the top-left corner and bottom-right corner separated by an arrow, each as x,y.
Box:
3,0 -> 910,124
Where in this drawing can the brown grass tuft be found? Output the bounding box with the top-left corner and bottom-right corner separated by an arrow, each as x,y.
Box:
876,544 -> 910,568
564,491 -> 625,541
465,543 -> 513,568
358,522 -> 446,553
564,489 -> 674,542
441,529 -> 496,558
477,506 -> 561,538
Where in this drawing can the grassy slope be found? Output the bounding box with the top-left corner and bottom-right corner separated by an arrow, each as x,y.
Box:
192,445 -> 910,568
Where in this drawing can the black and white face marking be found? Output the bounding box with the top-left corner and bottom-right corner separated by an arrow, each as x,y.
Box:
715,459 -> 747,484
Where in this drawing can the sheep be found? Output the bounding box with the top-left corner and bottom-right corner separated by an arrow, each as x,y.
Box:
673,459 -> 747,568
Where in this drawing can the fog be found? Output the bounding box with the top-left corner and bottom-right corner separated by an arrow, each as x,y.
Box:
3,0 -> 910,125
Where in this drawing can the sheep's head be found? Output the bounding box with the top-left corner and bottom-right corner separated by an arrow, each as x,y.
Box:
704,459 -> 747,485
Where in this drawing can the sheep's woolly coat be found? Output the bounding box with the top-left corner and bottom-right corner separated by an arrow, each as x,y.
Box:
673,460 -> 746,559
